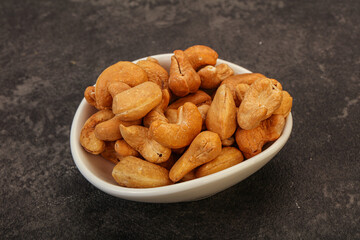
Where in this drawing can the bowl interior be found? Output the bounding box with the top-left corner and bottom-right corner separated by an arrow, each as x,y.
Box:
70,53 -> 292,201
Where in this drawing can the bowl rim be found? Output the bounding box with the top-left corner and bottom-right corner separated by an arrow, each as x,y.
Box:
70,54 -> 293,198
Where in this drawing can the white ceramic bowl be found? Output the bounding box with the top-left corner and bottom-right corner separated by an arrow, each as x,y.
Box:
70,53 -> 293,203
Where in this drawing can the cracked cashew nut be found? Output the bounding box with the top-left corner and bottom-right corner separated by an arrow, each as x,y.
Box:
80,109 -> 114,154
168,50 -> 201,97
184,45 -> 218,70
237,78 -> 282,130
198,63 -> 234,89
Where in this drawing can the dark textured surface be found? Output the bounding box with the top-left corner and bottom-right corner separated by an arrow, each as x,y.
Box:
1,0 -> 359,239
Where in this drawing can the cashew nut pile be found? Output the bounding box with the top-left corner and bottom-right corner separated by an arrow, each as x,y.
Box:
80,45 -> 293,188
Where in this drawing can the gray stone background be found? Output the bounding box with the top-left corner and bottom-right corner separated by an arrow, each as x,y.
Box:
1,0 -> 359,239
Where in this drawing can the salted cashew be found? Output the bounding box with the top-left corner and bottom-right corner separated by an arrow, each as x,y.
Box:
273,90 -> 293,116
136,59 -> 169,89
221,137 -> 235,147
112,81 -> 162,121
167,90 -> 212,110
166,103 -> 209,129
80,109 -> 114,154
169,131 -> 222,182
143,89 -> 170,128
235,114 -> 286,158
168,50 -> 201,97
237,78 -> 282,130
195,147 -> 244,178
95,61 -> 148,109
119,124 -> 171,163
149,102 -> 202,149
198,63 -> 234,89
94,116 -> 141,141
206,84 -> 237,140
112,156 -> 172,188
184,45 -> 218,70
100,141 -> 120,164
114,139 -> 139,158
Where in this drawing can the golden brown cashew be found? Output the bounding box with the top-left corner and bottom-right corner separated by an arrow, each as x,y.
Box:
195,147 -> 244,178
169,131 -> 222,182
198,63 -> 234,89
80,110 -> 114,154
237,78 -> 282,130
112,156 -> 173,188
168,50 -> 201,97
137,59 -> 169,89
235,114 -> 286,158
221,137 -> 235,147
184,45 -> 218,70
119,124 -> 171,163
94,116 -> 141,141
206,84 -> 237,140
235,83 -> 250,104
112,81 -> 162,121
149,102 -> 203,149
95,61 -> 148,109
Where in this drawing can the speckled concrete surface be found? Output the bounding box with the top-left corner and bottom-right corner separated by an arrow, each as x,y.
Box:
0,0 -> 359,239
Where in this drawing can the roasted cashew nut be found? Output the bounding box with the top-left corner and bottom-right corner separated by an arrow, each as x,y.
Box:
198,63 -> 234,89
169,131 -> 222,182
168,50 -> 201,97
184,45 -> 218,70
119,124 -> 171,163
237,78 -> 283,130
235,114 -> 286,158
80,109 -> 114,154
149,102 -> 202,149
112,156 -> 173,188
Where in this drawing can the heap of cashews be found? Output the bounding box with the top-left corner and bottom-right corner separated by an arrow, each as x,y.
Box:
80,45 -> 293,188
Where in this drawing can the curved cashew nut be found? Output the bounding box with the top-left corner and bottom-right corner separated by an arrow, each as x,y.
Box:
237,78 -> 282,130
169,131 -> 222,182
119,124 -> 171,163
95,61 -> 148,109
149,102 -> 203,149
235,114 -> 286,158
206,84 -> 237,140
184,45 -> 218,70
112,156 -> 172,188
80,109 -> 114,154
195,147 -> 244,178
168,50 -> 201,97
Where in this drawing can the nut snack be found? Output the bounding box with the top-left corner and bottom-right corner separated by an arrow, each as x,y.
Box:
80,45 -> 293,188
